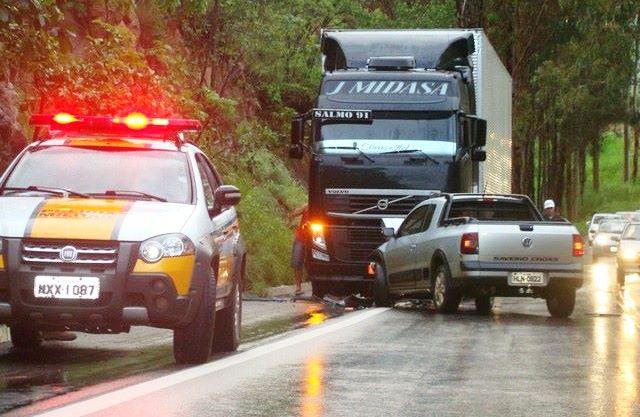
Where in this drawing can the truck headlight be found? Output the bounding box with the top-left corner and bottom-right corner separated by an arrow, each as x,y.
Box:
309,222 -> 327,251
139,234 -> 195,263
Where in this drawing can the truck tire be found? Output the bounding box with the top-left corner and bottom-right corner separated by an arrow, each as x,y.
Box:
10,325 -> 42,350
372,262 -> 393,307
475,296 -> 494,315
312,281 -> 327,298
432,264 -> 462,314
173,271 -> 216,364
546,286 -> 576,318
212,279 -> 242,353
617,266 -> 626,287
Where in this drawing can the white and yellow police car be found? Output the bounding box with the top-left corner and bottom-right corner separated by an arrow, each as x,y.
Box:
0,113 -> 246,364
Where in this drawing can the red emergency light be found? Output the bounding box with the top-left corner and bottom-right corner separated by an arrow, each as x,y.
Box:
29,113 -> 202,134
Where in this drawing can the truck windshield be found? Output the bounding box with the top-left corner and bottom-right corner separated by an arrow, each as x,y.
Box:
319,112 -> 456,155
2,146 -> 191,204
449,199 -> 539,221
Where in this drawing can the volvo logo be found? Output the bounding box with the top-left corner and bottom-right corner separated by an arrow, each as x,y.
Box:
522,237 -> 533,248
377,199 -> 390,210
60,246 -> 78,262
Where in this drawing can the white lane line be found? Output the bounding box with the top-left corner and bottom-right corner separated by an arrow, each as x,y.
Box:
35,307 -> 390,417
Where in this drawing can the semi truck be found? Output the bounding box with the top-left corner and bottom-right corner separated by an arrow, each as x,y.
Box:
289,29 -> 512,298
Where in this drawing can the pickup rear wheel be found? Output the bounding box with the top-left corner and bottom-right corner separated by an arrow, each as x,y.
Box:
373,262 -> 393,307
10,325 -> 42,350
475,296 -> 494,315
173,270 -> 216,364
432,264 -> 462,314
546,286 -> 576,318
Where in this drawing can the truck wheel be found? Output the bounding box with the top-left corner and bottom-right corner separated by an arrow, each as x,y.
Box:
475,296 -> 494,315
212,279 -> 242,353
546,287 -> 576,318
312,281 -> 327,298
173,271 -> 216,364
617,266 -> 626,287
432,264 -> 462,314
373,262 -> 393,307
10,325 -> 42,350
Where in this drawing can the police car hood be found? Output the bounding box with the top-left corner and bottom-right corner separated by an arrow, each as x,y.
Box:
0,197 -> 196,241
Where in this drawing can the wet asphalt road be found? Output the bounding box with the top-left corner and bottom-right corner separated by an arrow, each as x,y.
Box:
9,258 -> 640,417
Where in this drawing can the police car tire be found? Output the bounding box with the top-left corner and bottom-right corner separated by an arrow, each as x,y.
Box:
10,325 -> 42,350
373,262 -> 393,307
212,279 -> 241,353
173,272 -> 215,364
546,286 -> 576,318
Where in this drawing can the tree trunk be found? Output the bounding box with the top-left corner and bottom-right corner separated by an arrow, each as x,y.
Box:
579,146 -> 586,201
624,122 -> 630,182
592,140 -> 600,191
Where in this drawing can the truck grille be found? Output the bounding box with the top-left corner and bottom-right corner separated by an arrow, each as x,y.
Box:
329,226 -> 386,263
325,194 -> 430,216
22,240 -> 118,266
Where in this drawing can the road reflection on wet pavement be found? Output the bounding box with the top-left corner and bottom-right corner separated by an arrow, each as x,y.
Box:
5,258 -> 640,417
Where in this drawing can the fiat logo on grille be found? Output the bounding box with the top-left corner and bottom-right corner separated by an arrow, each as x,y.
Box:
377,199 -> 390,210
522,237 -> 533,248
60,246 -> 78,262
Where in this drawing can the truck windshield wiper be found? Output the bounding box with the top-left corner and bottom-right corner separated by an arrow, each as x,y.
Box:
321,145 -> 375,163
0,186 -> 91,198
93,190 -> 167,202
380,149 -> 440,165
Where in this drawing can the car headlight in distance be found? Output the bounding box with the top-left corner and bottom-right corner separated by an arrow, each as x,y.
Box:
139,234 -> 195,263
594,235 -> 610,246
621,248 -> 638,262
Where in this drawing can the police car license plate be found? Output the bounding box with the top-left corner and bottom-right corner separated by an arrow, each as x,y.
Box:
508,272 -> 547,286
34,276 -> 100,300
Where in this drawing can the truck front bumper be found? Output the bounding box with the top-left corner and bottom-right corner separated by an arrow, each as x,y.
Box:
0,239 -> 201,332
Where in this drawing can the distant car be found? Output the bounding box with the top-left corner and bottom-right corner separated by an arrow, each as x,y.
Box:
592,220 -> 628,260
616,222 -> 640,285
588,213 -> 622,244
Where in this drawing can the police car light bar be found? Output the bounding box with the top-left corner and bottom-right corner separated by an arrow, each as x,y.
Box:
29,113 -> 202,132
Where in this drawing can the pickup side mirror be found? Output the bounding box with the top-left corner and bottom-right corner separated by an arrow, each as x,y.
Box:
471,149 -> 486,162
289,118 -> 304,159
213,185 -> 241,213
382,227 -> 395,239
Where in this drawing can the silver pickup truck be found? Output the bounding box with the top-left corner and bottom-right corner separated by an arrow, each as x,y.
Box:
368,194 -> 585,317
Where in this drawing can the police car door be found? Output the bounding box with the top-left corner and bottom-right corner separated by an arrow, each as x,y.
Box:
195,154 -> 238,298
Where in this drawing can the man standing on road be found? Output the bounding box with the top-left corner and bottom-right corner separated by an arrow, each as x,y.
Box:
289,204 -> 309,295
542,199 -> 566,221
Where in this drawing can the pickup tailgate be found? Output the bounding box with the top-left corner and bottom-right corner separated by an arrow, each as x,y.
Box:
475,223 -> 576,265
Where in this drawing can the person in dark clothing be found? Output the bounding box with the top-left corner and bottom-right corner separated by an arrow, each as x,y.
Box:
542,199 -> 566,221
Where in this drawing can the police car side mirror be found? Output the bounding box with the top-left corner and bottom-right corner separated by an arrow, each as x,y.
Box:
214,185 -> 241,211
382,227 -> 396,239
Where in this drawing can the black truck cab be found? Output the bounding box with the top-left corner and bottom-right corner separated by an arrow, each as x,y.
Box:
290,30 -> 487,297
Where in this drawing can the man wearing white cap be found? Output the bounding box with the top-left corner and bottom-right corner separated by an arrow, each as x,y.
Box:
542,199 -> 565,221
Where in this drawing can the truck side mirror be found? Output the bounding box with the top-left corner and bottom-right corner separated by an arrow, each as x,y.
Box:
289,118 -> 304,159
473,118 -> 487,147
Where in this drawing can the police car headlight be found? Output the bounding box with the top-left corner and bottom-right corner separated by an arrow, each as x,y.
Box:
139,234 -> 195,263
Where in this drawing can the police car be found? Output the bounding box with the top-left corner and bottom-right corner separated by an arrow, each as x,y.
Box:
0,113 -> 246,364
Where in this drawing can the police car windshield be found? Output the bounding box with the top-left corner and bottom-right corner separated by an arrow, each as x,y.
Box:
3,146 -> 191,204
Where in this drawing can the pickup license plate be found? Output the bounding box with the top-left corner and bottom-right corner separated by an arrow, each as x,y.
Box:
508,272 -> 547,287
34,276 -> 100,300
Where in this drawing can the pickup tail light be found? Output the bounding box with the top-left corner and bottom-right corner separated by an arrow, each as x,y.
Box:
573,234 -> 585,257
460,232 -> 479,255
